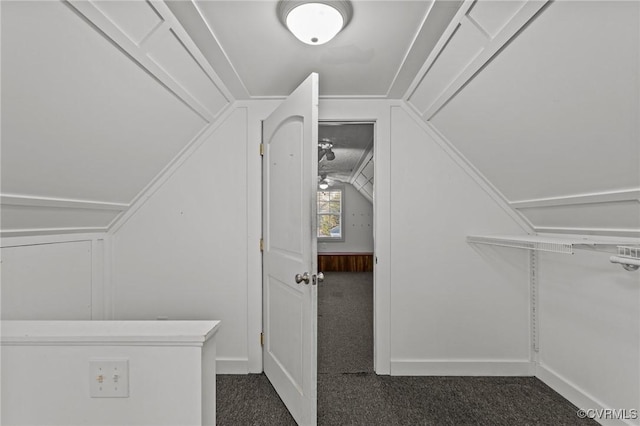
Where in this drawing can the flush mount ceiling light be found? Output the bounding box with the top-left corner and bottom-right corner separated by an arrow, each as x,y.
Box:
277,0 -> 353,45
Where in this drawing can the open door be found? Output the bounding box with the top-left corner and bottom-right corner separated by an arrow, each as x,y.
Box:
262,73 -> 319,426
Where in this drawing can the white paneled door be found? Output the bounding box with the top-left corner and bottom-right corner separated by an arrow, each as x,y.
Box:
262,73 -> 319,425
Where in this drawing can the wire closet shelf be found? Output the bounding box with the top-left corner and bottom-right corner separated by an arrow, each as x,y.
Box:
466,235 -> 640,272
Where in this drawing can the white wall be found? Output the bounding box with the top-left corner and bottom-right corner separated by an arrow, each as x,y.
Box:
536,250 -> 640,425
402,0 -> 640,418
1,234 -> 107,320
318,183 -> 373,254
388,105 -> 532,375
110,108 -> 250,374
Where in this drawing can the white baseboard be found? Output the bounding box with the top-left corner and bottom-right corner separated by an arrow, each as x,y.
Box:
216,358 -> 249,374
536,364 -> 638,426
390,360 -> 534,376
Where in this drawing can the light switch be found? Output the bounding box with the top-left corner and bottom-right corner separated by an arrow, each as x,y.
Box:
89,359 -> 129,398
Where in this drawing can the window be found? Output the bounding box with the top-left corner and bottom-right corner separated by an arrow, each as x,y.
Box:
317,188 -> 343,241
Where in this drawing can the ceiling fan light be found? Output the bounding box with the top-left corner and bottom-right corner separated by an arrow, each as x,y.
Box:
319,180 -> 329,190
278,1 -> 353,46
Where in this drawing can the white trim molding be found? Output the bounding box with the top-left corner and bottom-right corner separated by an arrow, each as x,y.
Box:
536,364 -> 633,426
390,360 -> 535,376
1,194 -> 129,211
66,0 -> 232,123
405,0 -> 550,120
216,358 -> 249,375
511,189 -> 640,209
1,227 -> 109,238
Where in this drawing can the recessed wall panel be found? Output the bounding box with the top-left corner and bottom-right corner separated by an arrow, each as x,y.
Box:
268,120 -> 304,257
267,277 -> 304,392
1,241 -> 92,320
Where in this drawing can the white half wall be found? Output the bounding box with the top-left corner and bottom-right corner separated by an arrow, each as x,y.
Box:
318,183 -> 373,254
389,105 -> 532,375
110,108 -> 249,374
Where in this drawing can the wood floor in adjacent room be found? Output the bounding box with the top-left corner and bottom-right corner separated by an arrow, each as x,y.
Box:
217,272 -> 597,425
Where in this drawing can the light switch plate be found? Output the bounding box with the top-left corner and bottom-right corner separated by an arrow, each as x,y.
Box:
89,359 -> 129,398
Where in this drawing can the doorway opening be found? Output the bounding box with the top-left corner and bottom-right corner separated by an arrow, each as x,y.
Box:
316,121 -> 375,378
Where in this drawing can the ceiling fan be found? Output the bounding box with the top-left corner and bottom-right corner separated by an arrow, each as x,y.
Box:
318,172 -> 334,190
318,139 -> 335,161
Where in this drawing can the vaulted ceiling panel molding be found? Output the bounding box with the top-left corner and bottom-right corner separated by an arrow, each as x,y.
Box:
91,0 -> 163,46
405,0 -> 548,119
1,0 -> 225,236
177,0 -> 458,99
467,0 -> 526,38
68,0 -> 232,121
407,15 -> 488,115
146,28 -> 229,118
426,0 -> 639,236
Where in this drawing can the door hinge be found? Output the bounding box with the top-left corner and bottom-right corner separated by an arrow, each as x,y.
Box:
260,332 -> 264,347
259,238 -> 264,252
259,143 -> 264,156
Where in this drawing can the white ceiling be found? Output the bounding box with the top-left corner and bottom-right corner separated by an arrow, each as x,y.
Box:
167,0 -> 463,99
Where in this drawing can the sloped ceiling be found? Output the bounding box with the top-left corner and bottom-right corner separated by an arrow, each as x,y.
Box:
2,0 -> 637,238
1,0 -> 231,235
166,0 -> 463,98
405,0 -> 640,237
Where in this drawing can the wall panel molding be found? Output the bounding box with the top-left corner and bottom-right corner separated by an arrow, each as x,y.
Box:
534,227 -> 640,239
405,0 -> 549,120
1,227 -> 109,238
67,0 -> 232,123
511,189 -> 640,209
0,195 -> 125,237
1,233 -> 110,320
513,190 -> 640,237
1,194 -> 129,211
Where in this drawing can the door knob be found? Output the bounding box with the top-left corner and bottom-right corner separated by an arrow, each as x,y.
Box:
317,272 -> 324,283
295,272 -> 310,284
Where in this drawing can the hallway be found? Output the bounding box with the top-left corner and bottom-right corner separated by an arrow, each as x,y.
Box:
216,272 -> 597,425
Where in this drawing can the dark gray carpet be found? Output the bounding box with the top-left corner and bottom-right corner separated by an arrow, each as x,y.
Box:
217,272 -> 597,425
318,271 -> 373,374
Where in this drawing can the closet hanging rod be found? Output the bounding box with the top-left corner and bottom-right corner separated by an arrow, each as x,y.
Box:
609,256 -> 640,271
610,246 -> 640,271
